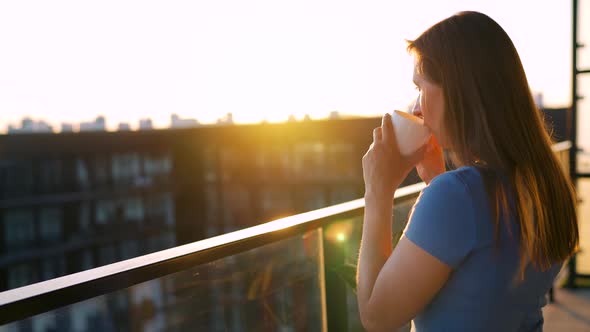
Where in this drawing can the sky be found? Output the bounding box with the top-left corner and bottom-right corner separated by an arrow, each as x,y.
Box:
0,1 -> 587,135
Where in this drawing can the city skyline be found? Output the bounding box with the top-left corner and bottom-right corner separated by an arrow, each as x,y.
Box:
5,110 -> 338,133
5,92 -> 548,134
0,1 -> 587,137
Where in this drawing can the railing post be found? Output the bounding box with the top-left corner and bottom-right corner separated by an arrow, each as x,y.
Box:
567,0 -> 579,288
323,225 -> 349,331
570,0 -> 578,180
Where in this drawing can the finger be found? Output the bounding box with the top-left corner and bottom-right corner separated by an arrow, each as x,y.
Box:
381,113 -> 394,143
373,127 -> 382,142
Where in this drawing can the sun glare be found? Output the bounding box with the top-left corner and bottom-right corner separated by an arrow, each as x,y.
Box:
0,1 -> 577,133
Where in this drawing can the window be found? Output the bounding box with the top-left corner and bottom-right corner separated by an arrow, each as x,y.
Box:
119,240 -> 140,260
202,147 -> 218,181
93,156 -> 110,186
32,311 -> 57,331
69,249 -> 94,272
255,145 -> 290,179
222,185 -> 254,229
98,245 -> 117,265
329,185 -> 359,205
95,200 -> 115,225
146,235 -> 162,253
3,210 -> 35,248
160,193 -> 175,226
123,197 -> 144,222
327,144 -> 355,179
161,232 -> 176,248
7,263 -> 36,289
41,255 -> 66,280
80,250 -> 94,270
146,193 -> 175,225
293,143 -> 326,179
219,147 -> 249,182
78,202 -> 92,233
0,160 -> 34,197
77,159 -> 90,189
111,153 -> 141,185
38,159 -> 63,192
144,153 -> 172,177
205,185 -> 220,235
259,186 -> 293,222
296,187 -> 327,212
39,208 -> 62,243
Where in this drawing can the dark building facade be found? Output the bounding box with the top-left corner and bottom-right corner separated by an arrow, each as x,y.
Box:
0,117 -> 386,292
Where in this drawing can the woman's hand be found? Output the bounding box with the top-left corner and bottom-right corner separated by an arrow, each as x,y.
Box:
415,136 -> 445,185
362,113 -> 426,207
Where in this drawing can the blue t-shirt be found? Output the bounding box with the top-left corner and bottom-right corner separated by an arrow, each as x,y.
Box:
403,166 -> 562,332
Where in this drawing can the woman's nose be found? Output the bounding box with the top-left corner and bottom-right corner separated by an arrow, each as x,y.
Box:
412,96 -> 423,118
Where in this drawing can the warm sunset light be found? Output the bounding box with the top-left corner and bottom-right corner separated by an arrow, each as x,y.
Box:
325,220 -> 354,244
0,3 -> 588,329
0,0 -> 584,138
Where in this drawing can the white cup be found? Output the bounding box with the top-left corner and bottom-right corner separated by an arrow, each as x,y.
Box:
391,110 -> 431,156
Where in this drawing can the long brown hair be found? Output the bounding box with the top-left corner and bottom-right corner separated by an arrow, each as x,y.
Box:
407,11 -> 578,277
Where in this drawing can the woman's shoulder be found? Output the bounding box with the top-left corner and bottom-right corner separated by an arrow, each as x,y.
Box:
425,166 -> 491,213
406,167 -> 482,267
429,166 -> 485,194
418,167 -> 482,211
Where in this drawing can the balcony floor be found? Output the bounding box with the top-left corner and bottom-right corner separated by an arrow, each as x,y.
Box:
544,288 -> 590,331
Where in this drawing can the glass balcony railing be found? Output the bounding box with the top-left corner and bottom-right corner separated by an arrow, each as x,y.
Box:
0,142 -> 572,332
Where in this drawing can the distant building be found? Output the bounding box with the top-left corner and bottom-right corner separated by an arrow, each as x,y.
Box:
7,117 -> 53,134
0,133 -> 177,294
216,113 -> 234,125
61,123 -> 74,133
534,92 -> 544,108
31,118 -> 52,133
118,123 -> 131,131
170,114 -> 199,128
80,116 -> 107,132
329,111 -> 340,120
22,117 -> 34,130
139,118 -> 153,130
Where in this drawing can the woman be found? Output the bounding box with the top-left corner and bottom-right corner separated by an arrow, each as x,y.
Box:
357,11 -> 578,331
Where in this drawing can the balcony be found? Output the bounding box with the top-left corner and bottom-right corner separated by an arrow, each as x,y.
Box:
0,142 -> 586,331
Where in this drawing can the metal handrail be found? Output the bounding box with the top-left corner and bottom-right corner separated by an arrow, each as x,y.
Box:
551,140 -> 572,152
0,182 -> 425,324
